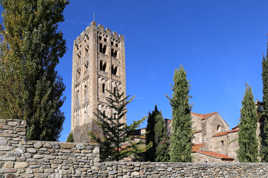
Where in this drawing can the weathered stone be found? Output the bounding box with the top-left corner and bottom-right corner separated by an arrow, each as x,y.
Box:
3,162 -> 14,168
93,147 -> 99,154
43,143 -> 52,148
0,156 -> 15,161
15,162 -> 28,169
0,145 -> 12,151
0,137 -> 7,145
76,144 -> 85,150
33,154 -> 43,159
33,142 -> 42,149
60,143 -> 74,149
44,169 -> 54,173
7,122 -> 17,126
27,148 -> 37,153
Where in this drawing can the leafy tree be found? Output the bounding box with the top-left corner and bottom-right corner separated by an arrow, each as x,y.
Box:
90,87 -> 145,161
261,50 -> 268,161
168,66 -> 192,162
66,132 -> 74,142
0,0 -> 68,140
238,85 -> 258,162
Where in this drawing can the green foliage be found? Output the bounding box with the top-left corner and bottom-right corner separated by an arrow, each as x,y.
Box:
0,0 -> 68,140
155,136 -> 170,162
145,105 -> 159,161
238,85 -> 258,162
261,52 -> 268,162
89,87 -> 146,161
66,132 -> 74,142
168,66 -> 192,162
145,105 -> 169,162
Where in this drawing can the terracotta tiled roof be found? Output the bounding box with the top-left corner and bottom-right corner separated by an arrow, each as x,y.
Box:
196,150 -> 234,161
192,144 -> 204,152
213,127 -> 239,137
191,112 -> 218,119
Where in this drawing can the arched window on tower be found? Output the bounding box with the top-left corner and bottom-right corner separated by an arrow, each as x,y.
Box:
102,83 -> 105,93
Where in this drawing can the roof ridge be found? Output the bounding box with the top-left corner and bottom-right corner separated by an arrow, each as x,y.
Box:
196,150 -> 234,160
191,112 -> 218,119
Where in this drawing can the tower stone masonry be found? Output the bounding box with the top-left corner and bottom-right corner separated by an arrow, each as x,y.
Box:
71,21 -> 126,142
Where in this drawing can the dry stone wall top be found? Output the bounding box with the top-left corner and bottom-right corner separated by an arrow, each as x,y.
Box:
1,119 -> 268,178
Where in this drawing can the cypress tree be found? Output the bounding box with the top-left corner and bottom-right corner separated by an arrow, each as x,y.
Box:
261,49 -> 268,161
238,85 -> 258,162
145,105 -> 169,161
168,66 -> 192,162
0,0 -> 68,140
145,105 -> 160,161
155,117 -> 170,162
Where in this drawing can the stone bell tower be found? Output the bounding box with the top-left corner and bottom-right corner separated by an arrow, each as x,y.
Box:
71,21 -> 126,142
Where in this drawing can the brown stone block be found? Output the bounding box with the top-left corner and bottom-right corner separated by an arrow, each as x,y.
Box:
60,143 -> 74,149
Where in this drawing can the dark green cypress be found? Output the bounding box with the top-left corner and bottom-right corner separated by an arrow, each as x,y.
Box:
155,115 -> 170,162
261,49 -> 268,161
0,0 -> 68,140
238,85 -> 258,162
168,66 -> 192,162
145,105 -> 160,161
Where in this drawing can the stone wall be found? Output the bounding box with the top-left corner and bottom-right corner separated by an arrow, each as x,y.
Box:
1,119 -> 268,177
0,119 -> 99,177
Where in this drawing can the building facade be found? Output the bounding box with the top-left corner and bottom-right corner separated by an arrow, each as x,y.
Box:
71,21 -> 126,142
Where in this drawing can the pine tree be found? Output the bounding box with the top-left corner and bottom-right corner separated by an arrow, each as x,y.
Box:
238,85 -> 258,162
90,87 -> 145,161
261,50 -> 268,161
0,0 -> 68,140
168,66 -> 192,162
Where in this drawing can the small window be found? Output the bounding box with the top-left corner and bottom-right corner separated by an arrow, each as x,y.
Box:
217,125 -> 221,132
77,68 -> 81,76
99,36 -> 102,40
111,65 -> 117,75
115,43 -> 118,47
75,44 -> 79,50
221,140 -> 224,146
100,60 -> 106,72
111,41 -> 114,46
104,38 -> 107,42
99,43 -> 103,53
103,110 -> 106,117
85,61 -> 89,69
103,45 -> 106,54
114,87 -> 117,95
102,83 -> 105,93
111,49 -> 117,58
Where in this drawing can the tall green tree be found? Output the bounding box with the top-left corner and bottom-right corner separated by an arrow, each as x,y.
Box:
238,85 -> 258,162
168,66 -> 192,162
155,117 -> 169,162
261,49 -> 268,161
90,87 -> 146,161
145,105 -> 160,161
145,105 -> 169,161
0,0 -> 68,140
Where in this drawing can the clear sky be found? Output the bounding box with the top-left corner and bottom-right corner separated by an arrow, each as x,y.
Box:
2,1 -> 268,141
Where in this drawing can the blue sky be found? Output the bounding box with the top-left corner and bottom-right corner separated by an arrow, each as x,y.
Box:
2,1 -> 268,141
